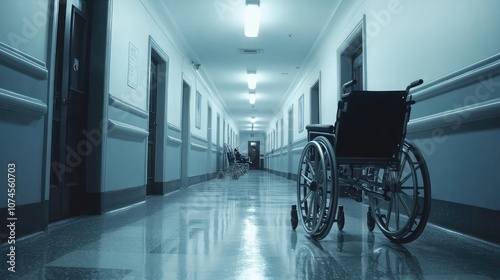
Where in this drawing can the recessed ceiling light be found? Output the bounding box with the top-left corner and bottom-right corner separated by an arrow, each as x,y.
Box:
247,72 -> 257,90
245,0 -> 260,37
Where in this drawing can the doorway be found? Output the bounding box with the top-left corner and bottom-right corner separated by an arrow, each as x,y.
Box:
351,46 -> 363,90
287,107 -> 294,179
181,80 -> 191,187
207,105 -> 212,176
339,19 -> 365,92
216,114 -> 221,172
248,141 -> 260,169
147,56 -> 158,193
310,80 -> 320,125
49,0 -> 91,222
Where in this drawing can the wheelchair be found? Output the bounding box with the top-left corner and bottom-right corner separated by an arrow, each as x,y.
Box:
218,144 -> 248,179
292,79 -> 431,243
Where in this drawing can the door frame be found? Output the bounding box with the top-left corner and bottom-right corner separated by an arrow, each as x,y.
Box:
310,73 -> 321,125
146,37 -> 169,194
206,104 -> 213,176
147,56 -> 158,194
287,106 -> 294,179
181,79 -> 191,187
216,114 -> 221,172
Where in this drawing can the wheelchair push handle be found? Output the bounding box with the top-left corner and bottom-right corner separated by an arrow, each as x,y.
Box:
342,79 -> 357,93
406,79 -> 423,92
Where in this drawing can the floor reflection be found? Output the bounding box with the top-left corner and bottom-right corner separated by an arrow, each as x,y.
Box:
294,233 -> 424,280
1,171 -> 499,279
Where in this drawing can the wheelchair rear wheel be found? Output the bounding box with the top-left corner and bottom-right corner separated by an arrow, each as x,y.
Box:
368,140 -> 431,243
312,136 -> 339,240
297,141 -> 328,236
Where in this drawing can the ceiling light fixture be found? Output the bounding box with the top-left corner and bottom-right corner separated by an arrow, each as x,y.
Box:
247,71 -> 257,90
244,0 -> 260,37
249,91 -> 256,105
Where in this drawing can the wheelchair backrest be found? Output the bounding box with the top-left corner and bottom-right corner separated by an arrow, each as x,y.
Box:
334,90 -> 410,166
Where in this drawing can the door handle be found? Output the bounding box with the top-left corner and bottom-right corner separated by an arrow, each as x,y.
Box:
62,98 -> 67,105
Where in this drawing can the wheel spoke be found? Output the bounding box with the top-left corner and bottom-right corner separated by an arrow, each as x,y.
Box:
397,156 -> 407,181
314,155 -> 321,179
300,190 -> 313,204
400,186 -> 416,190
386,198 -> 393,227
399,169 -> 413,185
396,192 -> 412,218
399,190 -> 415,201
305,158 -> 316,177
374,198 -> 385,213
301,173 -> 313,185
310,193 -> 318,228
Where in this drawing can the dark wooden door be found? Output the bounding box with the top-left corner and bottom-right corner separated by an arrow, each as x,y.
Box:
310,81 -> 320,124
50,0 -> 90,221
352,46 -> 363,90
147,57 -> 158,192
248,141 -> 260,169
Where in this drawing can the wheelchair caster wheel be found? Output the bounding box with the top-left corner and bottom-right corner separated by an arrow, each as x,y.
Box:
291,205 -> 298,230
337,205 -> 345,231
367,207 -> 375,232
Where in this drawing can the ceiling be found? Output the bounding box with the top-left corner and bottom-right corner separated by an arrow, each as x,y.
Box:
158,0 -> 340,133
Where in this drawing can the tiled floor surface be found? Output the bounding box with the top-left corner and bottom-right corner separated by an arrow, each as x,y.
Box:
1,170 -> 500,279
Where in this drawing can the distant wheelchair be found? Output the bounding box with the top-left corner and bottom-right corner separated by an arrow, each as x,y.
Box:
293,79 -> 431,243
218,144 -> 248,179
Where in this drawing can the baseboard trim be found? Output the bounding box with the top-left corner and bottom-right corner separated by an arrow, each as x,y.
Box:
0,201 -> 48,242
148,180 -> 181,195
428,198 -> 500,245
87,185 -> 146,214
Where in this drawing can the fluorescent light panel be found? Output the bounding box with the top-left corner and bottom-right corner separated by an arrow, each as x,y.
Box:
244,1 -> 260,37
247,72 -> 257,90
249,92 -> 256,105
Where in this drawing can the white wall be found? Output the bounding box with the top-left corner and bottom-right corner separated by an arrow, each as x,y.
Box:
105,0 -> 240,189
0,0 -> 55,206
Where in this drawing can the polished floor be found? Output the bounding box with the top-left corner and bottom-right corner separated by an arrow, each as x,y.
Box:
2,170 -> 500,279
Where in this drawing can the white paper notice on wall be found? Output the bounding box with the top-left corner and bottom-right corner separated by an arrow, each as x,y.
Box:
127,42 -> 139,89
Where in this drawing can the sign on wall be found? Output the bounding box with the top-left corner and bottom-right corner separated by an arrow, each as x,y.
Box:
127,42 -> 139,89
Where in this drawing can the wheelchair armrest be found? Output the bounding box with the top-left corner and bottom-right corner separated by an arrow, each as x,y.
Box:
306,124 -> 334,134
